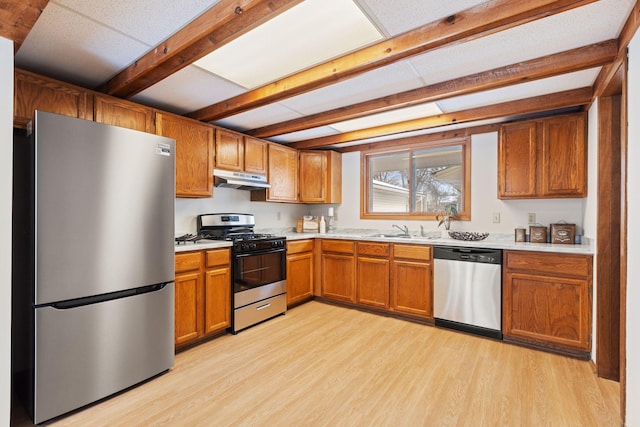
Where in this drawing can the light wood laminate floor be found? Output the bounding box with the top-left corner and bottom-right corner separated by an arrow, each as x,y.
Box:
13,301 -> 620,426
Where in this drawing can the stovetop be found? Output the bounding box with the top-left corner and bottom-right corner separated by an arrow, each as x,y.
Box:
175,232 -> 284,245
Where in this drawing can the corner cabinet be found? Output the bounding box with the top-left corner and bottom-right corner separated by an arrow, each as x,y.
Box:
498,113 -> 587,199
14,68 -> 94,128
252,143 -> 299,202
156,113 -> 214,198
299,150 -> 342,203
286,239 -> 315,306
174,248 -> 231,349
503,250 -> 592,358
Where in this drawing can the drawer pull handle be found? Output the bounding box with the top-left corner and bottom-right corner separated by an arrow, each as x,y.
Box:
256,303 -> 271,311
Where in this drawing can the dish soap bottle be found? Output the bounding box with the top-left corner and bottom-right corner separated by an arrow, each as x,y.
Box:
319,216 -> 326,234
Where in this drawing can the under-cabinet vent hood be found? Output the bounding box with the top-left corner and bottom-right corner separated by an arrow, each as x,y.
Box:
213,169 -> 271,191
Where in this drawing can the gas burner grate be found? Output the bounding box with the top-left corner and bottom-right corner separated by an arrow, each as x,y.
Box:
175,233 -> 205,244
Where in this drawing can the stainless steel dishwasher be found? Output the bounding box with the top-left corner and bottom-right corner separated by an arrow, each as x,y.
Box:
433,246 -> 503,339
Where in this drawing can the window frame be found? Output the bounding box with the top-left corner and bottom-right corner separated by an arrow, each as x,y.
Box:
360,138 -> 471,221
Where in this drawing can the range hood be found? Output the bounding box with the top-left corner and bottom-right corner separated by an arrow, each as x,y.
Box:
213,169 -> 271,191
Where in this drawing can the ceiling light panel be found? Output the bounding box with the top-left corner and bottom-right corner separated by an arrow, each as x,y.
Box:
194,0 -> 383,89
330,103 -> 443,133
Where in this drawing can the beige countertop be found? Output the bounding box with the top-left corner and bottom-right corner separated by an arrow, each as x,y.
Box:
174,229 -> 593,255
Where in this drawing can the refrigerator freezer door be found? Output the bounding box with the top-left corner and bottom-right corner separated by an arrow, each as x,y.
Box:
33,283 -> 174,424
33,111 -> 175,304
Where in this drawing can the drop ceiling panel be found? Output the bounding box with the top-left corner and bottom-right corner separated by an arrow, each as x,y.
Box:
438,68 -> 600,112
213,103 -> 305,132
357,0 -> 487,36
15,3 -> 150,87
131,65 -> 246,115
279,61 -> 424,115
268,126 -> 340,144
55,0 -> 220,46
407,0 -> 634,86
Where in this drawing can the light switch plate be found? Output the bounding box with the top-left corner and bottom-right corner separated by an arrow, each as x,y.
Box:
492,212 -> 500,223
528,213 -> 536,224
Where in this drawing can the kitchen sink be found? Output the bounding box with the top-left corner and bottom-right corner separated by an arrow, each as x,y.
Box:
369,233 -> 411,238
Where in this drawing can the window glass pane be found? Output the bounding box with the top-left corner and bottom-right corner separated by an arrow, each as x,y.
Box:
412,145 -> 463,213
369,152 -> 410,212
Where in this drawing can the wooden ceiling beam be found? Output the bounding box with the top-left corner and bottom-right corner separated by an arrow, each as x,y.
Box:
187,0 -> 598,122
336,124 -> 503,153
0,0 -> 49,53
248,40 -> 617,138
288,87 -> 592,150
97,0 -> 302,98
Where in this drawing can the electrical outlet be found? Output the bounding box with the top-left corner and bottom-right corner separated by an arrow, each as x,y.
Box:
276,211 -> 281,221
492,212 -> 500,223
528,213 -> 536,224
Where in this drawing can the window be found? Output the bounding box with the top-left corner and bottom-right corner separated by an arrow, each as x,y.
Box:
361,138 -> 471,220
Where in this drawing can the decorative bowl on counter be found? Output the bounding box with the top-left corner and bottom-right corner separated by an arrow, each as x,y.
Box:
448,231 -> 489,241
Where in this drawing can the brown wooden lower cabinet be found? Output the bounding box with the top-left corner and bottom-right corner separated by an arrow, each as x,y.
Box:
174,248 -> 231,349
390,244 -> 433,319
502,250 -> 592,358
321,240 -> 356,302
286,239 -> 315,306
356,242 -> 390,309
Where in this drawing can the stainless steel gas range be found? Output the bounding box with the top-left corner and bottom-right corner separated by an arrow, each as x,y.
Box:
196,213 -> 287,333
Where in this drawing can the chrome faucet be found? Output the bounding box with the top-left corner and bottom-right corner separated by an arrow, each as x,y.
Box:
420,225 -> 426,237
392,224 -> 409,236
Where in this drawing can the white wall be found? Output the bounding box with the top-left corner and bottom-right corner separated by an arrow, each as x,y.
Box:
626,30 -> 640,427
1,36 -> 13,427
328,133 -> 585,235
175,188 -> 308,234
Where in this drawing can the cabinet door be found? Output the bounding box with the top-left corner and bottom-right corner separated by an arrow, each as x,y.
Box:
357,256 -> 389,309
175,272 -> 203,346
299,151 -> 328,203
94,94 -> 155,133
322,253 -> 356,302
540,114 -> 586,197
391,260 -> 432,318
503,271 -> 590,351
204,266 -> 231,334
215,128 -> 244,171
498,121 -> 538,199
156,113 -> 214,198
286,251 -> 314,306
14,69 -> 93,128
244,136 -> 268,174
253,143 -> 298,202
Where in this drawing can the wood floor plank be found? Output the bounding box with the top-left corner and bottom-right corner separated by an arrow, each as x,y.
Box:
12,301 -> 620,426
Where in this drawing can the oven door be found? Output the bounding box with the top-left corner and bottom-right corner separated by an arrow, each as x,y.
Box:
233,248 -> 286,293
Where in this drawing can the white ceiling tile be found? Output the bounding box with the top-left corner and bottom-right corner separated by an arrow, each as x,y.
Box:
268,126 -> 341,144
407,0 -> 635,85
55,0 -> 220,46
213,104 -> 304,132
280,61 -> 424,115
438,69 -> 600,112
15,3 -> 149,87
131,66 -> 246,115
357,0 -> 487,36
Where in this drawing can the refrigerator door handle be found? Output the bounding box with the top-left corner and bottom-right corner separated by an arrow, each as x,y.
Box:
46,283 -> 170,310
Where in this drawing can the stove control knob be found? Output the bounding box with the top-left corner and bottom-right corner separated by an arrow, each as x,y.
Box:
251,243 -> 257,250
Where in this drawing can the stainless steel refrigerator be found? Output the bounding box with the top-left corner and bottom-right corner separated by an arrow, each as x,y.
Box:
12,111 -> 176,424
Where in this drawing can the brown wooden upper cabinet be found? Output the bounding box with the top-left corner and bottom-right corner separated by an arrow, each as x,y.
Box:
94,94 -> 155,133
14,68 -> 94,128
498,112 -> 587,199
251,143 -> 299,202
299,150 -> 342,204
156,112 -> 214,198
215,128 -> 268,174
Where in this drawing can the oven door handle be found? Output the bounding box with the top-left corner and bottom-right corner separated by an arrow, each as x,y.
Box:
234,248 -> 286,258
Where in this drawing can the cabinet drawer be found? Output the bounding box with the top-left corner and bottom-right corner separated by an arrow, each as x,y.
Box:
206,249 -> 230,268
287,239 -> 314,254
175,252 -> 202,273
393,244 -> 431,261
321,239 -> 355,254
358,242 -> 390,257
504,251 -> 590,278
